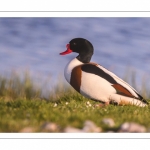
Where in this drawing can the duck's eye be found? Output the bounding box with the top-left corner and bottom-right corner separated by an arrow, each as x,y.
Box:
73,42 -> 76,45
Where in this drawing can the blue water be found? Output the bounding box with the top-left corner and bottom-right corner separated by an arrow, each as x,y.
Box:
0,18 -> 150,90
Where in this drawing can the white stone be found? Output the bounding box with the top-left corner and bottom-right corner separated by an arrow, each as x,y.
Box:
82,120 -> 102,132
41,122 -> 58,132
53,103 -> 57,107
102,118 -> 115,127
64,127 -> 84,133
20,127 -> 34,133
119,122 -> 146,133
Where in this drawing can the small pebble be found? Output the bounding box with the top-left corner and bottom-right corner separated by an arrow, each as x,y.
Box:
118,122 -> 146,133
66,102 -> 69,105
86,101 -> 92,107
20,127 -> 34,133
41,122 -> 58,132
82,120 -> 102,132
102,118 -> 115,127
53,103 -> 57,107
86,101 -> 90,105
64,127 -> 84,133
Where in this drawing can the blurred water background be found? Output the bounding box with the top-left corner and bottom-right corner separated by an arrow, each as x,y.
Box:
0,18 -> 150,91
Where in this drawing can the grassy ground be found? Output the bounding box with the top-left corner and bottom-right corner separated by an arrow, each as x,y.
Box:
0,71 -> 150,132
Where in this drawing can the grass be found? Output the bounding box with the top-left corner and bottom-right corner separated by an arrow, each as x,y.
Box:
0,71 -> 150,132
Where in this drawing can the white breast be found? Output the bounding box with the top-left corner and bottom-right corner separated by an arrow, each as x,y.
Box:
64,58 -> 83,83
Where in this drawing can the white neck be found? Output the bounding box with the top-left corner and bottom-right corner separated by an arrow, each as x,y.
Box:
64,58 -> 83,83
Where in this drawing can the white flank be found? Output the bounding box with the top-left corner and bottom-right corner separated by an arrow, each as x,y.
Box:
80,64 -> 147,106
80,71 -> 116,103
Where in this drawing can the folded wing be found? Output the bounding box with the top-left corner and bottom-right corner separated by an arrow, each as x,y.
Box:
81,63 -> 148,104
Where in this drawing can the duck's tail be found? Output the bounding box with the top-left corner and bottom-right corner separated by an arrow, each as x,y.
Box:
109,94 -> 148,107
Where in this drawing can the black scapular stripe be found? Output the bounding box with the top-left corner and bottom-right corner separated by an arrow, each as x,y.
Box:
81,64 -> 117,84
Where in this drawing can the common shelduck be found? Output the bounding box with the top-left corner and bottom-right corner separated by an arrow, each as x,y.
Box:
60,38 -> 148,107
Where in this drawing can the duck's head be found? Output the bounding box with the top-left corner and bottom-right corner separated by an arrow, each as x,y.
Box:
60,38 -> 94,63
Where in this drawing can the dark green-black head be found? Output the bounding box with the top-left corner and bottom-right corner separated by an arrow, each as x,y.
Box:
60,38 -> 94,63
